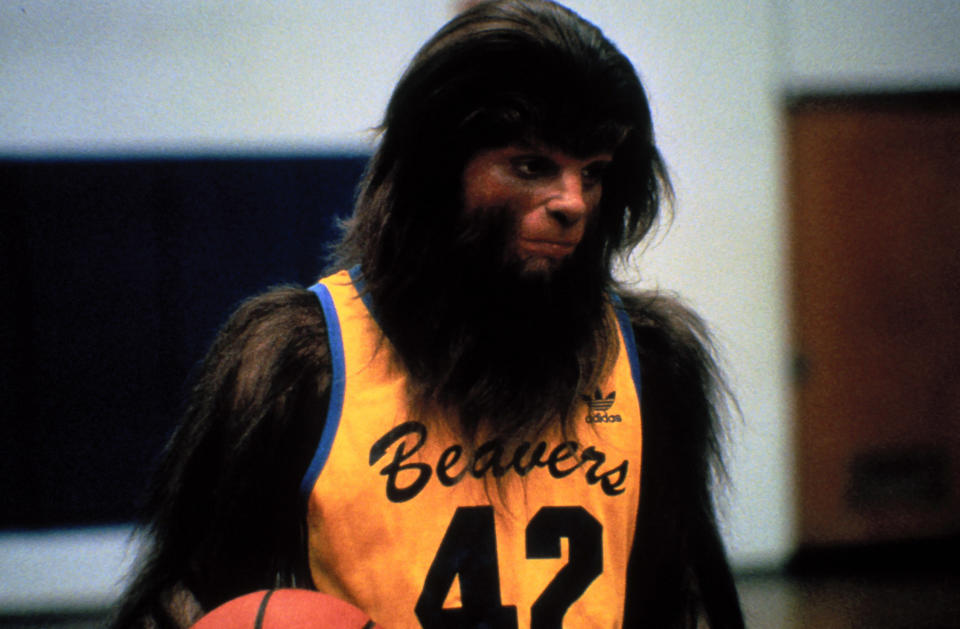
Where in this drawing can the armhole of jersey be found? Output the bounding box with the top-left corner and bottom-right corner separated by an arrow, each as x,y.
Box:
299,282 -> 346,500
611,293 -> 643,403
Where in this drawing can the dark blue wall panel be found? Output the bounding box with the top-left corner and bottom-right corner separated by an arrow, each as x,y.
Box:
0,154 -> 367,528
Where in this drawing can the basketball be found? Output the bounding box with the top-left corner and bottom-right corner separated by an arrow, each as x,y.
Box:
191,589 -> 383,628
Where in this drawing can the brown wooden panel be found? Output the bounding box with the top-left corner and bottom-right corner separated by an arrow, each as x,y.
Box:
789,94 -> 960,547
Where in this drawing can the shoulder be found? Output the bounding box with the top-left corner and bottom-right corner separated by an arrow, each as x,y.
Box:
614,287 -> 732,470
616,289 -> 721,386
214,285 -> 327,344
202,285 -> 330,385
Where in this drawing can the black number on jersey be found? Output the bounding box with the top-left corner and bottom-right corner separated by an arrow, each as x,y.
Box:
415,506 -> 603,629
527,507 -> 603,628
415,506 -> 519,628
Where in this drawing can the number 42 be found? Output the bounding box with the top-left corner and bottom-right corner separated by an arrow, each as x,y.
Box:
415,506 -> 603,629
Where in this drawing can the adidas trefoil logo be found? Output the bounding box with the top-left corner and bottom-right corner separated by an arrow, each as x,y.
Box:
582,389 -> 622,424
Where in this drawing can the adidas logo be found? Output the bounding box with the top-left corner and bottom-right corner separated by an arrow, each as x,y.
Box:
582,389 -> 622,424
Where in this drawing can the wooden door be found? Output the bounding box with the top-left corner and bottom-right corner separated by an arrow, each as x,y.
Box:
789,93 -> 960,548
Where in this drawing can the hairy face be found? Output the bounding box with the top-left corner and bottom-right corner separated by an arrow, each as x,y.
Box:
461,143 -> 613,276
373,142 -> 618,444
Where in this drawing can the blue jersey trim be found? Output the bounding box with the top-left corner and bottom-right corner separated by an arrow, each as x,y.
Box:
611,293 -> 643,404
300,282 -> 347,499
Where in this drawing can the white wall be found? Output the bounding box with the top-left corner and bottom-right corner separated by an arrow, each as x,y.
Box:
1,0 -> 453,155
3,0 -> 960,613
780,0 -> 960,91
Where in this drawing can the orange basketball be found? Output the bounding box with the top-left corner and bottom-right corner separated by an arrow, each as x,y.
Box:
191,589 -> 383,628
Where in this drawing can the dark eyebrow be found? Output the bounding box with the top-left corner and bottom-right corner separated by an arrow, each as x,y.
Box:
511,140 -> 540,152
513,141 -> 614,160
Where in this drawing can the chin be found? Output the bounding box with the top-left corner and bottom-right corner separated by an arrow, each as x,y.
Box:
513,259 -> 567,282
520,256 -> 559,273
515,249 -> 576,274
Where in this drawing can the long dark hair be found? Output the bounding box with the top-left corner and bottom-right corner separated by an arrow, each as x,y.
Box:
338,0 -> 670,281
335,0 -> 673,444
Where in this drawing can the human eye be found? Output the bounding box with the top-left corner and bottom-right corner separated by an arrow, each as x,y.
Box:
582,160 -> 611,185
511,155 -> 556,179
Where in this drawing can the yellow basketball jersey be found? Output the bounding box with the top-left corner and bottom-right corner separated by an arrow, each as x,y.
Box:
301,269 -> 643,628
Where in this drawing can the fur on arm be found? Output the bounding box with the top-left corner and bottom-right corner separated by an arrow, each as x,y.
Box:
111,287 -> 331,628
620,290 -> 743,629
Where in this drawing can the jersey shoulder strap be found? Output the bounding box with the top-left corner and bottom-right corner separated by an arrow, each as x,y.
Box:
299,279 -> 347,499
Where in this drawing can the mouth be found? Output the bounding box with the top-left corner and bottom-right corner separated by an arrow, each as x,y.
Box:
517,238 -> 578,260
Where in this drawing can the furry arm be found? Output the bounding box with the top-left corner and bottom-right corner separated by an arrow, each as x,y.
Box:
112,287 -> 331,628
